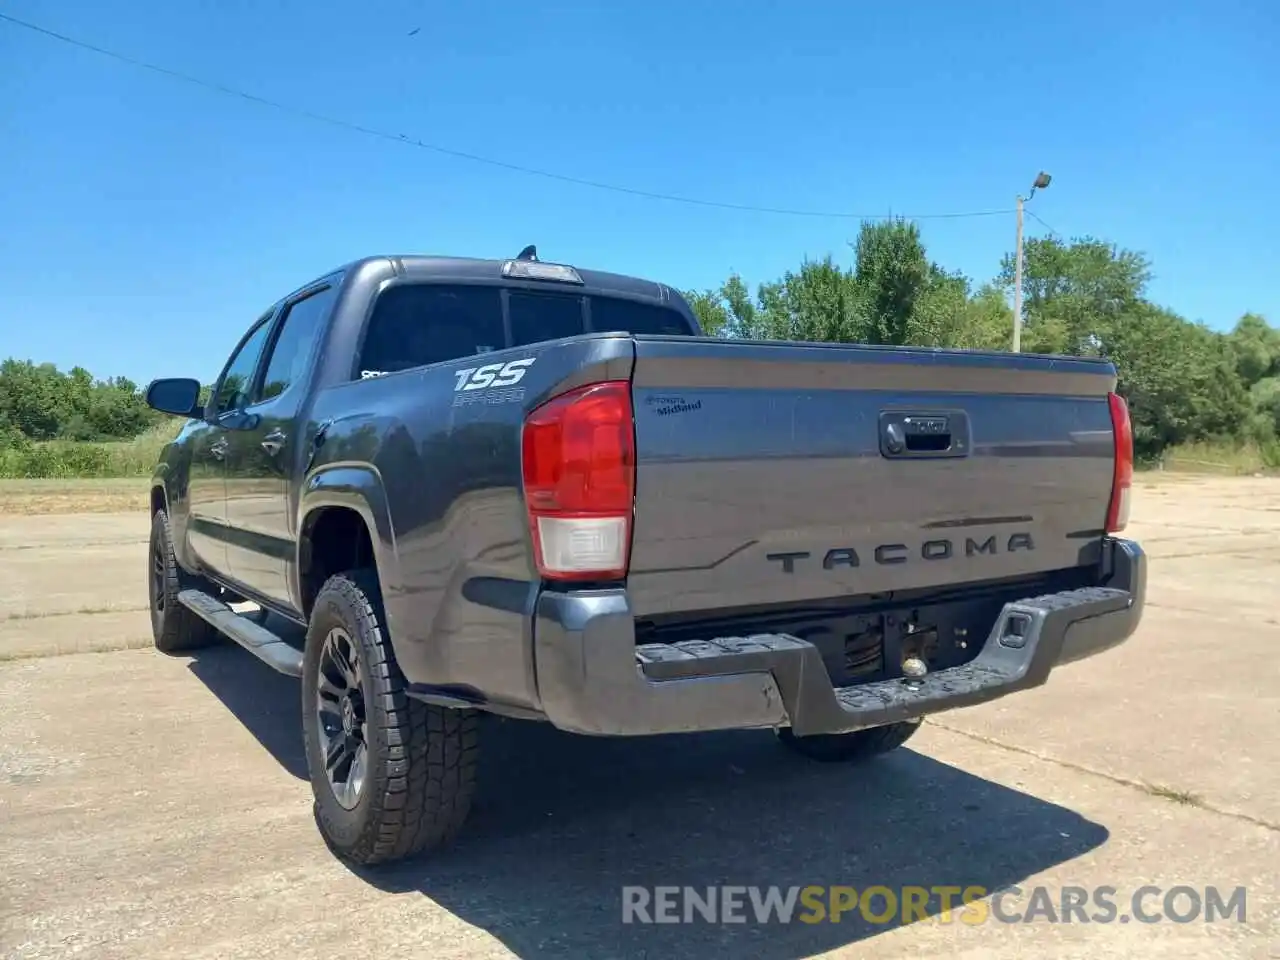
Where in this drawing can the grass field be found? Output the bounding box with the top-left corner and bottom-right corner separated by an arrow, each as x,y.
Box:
1156,438 -> 1280,475
0,421 -> 180,482
0,429 -> 1273,515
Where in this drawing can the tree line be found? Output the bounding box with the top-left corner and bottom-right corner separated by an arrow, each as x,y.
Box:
684,221 -> 1279,463
2,222 -> 1276,467
0,359 -> 165,449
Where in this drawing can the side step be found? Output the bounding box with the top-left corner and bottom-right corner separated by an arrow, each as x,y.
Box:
177,589 -> 304,678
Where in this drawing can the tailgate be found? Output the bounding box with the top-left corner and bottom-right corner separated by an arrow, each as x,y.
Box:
626,338 -> 1119,617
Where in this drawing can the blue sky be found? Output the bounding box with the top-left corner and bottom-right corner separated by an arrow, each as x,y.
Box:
1,0 -> 1276,384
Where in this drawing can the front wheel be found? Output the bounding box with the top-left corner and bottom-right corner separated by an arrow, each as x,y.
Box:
302,570 -> 480,866
776,719 -> 922,762
148,509 -> 220,654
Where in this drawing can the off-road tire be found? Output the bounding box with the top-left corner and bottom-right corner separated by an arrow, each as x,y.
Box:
302,570 -> 479,866
776,719 -> 922,762
148,509 -> 221,653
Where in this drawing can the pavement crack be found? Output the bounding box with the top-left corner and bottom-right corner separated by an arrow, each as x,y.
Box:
1147,600 -> 1280,623
0,538 -> 148,551
1147,546 -> 1279,561
0,639 -> 154,662
0,605 -> 149,622
926,719 -> 1280,834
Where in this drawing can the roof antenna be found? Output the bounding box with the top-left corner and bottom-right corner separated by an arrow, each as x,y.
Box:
516,244 -> 538,261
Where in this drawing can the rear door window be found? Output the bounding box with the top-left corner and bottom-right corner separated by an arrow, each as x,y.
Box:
356,282 -> 695,379
358,285 -> 504,376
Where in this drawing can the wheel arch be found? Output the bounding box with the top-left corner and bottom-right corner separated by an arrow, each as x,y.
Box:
297,465 -> 400,622
150,482 -> 167,517
150,477 -> 198,575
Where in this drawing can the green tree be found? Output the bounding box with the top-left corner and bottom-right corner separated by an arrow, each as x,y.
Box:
746,256 -> 863,342
0,359 -> 162,442
850,219 -> 930,345
1226,312 -> 1279,385
1250,377 -> 1280,436
1099,304 -> 1250,458
720,274 -> 759,338
1001,236 -> 1151,355
683,289 -> 731,337
954,283 -> 1017,351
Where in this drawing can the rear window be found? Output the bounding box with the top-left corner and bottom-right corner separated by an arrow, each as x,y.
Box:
509,290 -> 583,346
357,283 -> 693,377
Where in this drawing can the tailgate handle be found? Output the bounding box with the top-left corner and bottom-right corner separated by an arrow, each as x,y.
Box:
879,410 -> 969,459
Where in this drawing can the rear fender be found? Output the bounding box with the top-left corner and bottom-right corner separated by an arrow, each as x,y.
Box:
297,464 -> 402,617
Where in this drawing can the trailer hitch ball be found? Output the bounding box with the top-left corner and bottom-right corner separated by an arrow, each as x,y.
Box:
902,656 -> 928,683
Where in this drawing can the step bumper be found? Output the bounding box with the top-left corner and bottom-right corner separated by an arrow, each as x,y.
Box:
532,538 -> 1146,737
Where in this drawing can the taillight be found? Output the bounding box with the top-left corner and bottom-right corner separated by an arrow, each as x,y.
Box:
1106,392 -> 1133,533
521,380 -> 635,581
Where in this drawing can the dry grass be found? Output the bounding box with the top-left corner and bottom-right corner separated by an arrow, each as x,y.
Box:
0,478 -> 151,515
1154,439 -> 1280,476
1143,783 -> 1206,807
0,636 -> 155,662
0,602 -> 149,622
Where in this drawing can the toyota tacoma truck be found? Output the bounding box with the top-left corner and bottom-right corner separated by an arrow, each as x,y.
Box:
143,248 -> 1146,866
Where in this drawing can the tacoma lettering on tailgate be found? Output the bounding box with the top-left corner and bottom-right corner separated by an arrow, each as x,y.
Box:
766,533 -> 1035,573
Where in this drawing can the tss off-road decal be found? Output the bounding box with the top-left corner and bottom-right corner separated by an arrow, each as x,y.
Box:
453,358 -> 536,392
452,357 -> 536,407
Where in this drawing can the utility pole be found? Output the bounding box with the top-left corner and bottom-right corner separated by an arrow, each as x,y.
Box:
1012,171 -> 1052,352
1012,195 -> 1025,353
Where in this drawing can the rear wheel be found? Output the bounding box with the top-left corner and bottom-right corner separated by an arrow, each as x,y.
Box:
302,570 -> 479,866
148,509 -> 221,653
776,719 -> 922,762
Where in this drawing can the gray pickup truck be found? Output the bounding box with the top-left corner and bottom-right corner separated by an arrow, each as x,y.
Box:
143,248 -> 1146,866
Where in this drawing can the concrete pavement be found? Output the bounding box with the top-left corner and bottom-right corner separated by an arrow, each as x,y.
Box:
1,476 -> 1277,958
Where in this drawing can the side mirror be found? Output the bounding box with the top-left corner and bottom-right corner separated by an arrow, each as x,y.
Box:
144,377 -> 203,418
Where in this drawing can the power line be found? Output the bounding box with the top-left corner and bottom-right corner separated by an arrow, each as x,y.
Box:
1,11 -> 1017,223
1026,209 -> 1062,237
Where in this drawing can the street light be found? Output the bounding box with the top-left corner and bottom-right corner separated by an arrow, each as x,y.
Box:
1012,171 -> 1051,353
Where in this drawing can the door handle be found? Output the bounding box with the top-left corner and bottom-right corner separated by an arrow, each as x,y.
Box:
260,429 -> 287,456
210,439 -> 229,460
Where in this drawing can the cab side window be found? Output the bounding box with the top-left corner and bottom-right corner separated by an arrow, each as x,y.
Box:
258,286 -> 337,402
358,284 -> 504,376
214,316 -> 273,416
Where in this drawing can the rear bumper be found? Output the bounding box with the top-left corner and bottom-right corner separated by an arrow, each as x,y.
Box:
532,538 -> 1146,737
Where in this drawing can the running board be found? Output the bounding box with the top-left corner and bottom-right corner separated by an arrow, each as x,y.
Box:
177,588 -> 304,678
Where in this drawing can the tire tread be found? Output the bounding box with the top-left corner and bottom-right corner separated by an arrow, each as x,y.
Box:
777,719 -> 922,762
307,570 -> 479,865
150,509 -> 220,653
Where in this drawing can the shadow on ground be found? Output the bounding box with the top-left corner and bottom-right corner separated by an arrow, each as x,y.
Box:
186,625 -> 308,779
188,641 -> 1109,959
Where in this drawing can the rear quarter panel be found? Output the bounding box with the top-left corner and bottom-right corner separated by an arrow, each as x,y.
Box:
303,334 -> 634,712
